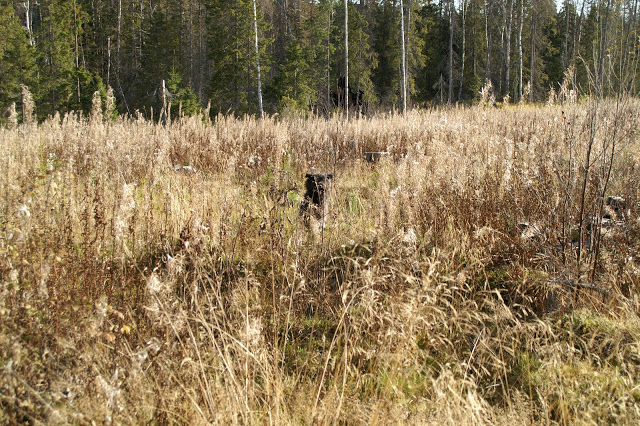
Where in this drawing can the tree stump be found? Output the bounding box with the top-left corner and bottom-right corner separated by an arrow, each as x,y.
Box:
363,152 -> 389,162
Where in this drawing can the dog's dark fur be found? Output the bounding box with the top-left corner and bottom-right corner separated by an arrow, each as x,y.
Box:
604,196 -> 626,220
299,173 -> 333,229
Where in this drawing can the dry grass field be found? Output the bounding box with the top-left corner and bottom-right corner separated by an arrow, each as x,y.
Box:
1,99 -> 640,424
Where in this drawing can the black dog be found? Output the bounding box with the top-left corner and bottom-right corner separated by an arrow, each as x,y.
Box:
299,173 -> 334,229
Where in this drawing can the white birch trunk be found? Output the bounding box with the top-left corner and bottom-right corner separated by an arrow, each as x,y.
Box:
505,0 -> 513,98
252,0 -> 264,118
518,0 -> 523,100
530,6 -> 535,98
485,0 -> 491,82
345,0 -> 349,119
24,0 -> 33,46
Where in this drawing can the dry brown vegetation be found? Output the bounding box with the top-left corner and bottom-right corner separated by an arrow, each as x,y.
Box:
2,100 -> 640,424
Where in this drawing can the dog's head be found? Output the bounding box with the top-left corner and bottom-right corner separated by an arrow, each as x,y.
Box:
304,173 -> 333,204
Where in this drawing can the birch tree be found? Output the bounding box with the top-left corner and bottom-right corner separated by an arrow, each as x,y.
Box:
252,0 -> 264,118
344,0 -> 349,118
485,0 -> 491,82
504,0 -> 514,97
517,0 -> 523,100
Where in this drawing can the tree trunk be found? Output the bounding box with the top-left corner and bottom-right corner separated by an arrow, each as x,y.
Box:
620,0 -> 633,85
107,37 -> 111,88
25,0 -> 33,46
252,0 -> 264,118
345,0 -> 349,119
485,0 -> 491,82
400,0 -> 407,112
574,0 -> 585,60
283,0 -> 294,40
116,0 -> 122,89
327,2 -> 332,109
625,0 -> 639,92
116,0 -> 128,112
448,0 -> 453,104
563,0 -> 570,71
406,0 -> 411,104
160,79 -> 167,125
499,0 -> 506,94
517,0 -> 523,100
74,0 -> 80,104
597,0 -> 612,94
530,4 -> 535,99
505,0 -> 514,98
458,0 -> 467,101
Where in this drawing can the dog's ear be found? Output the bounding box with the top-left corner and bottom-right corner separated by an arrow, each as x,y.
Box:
305,173 -> 313,179
327,174 -> 334,179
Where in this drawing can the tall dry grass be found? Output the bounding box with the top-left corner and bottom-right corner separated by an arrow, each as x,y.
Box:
1,100 -> 640,424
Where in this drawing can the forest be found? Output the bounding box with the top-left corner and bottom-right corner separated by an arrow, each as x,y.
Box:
0,0 -> 639,120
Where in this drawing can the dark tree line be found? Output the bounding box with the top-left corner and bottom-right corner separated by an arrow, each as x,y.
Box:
1,0 -> 638,121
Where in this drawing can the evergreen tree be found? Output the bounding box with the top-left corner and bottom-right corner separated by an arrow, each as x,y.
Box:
400,0 -> 427,106
268,39 -> 316,113
207,0 -> 271,116
167,68 -> 200,116
34,0 -> 102,116
542,8 -> 563,92
525,0 -> 556,101
0,3 -> 38,120
372,0 -> 402,106
135,8 -> 180,117
304,0 -> 337,111
459,0 -> 484,101
414,1 -> 449,103
36,0 -> 79,115
343,2 -> 377,107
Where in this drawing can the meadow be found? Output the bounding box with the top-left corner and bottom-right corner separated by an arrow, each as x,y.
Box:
1,99 -> 640,424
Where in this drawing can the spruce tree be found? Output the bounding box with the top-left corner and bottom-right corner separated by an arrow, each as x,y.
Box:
37,0 -> 80,115
372,0 -> 401,106
207,0 -> 271,116
328,1 -> 377,110
0,3 -> 38,119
